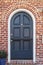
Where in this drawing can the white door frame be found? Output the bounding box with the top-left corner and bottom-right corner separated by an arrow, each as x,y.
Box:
8,9 -> 36,63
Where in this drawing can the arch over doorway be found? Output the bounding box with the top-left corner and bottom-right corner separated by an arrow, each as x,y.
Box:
8,9 -> 36,63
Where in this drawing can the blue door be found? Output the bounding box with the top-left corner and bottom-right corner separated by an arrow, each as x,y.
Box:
10,12 -> 33,60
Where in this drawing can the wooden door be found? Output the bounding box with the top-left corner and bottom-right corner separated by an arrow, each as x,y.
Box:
10,12 -> 33,60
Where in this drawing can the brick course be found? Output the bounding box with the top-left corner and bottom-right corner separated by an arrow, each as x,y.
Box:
0,0 -> 43,65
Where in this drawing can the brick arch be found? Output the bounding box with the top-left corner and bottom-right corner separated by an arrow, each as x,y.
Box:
8,8 -> 36,63
4,3 -> 38,63
5,2 -> 38,20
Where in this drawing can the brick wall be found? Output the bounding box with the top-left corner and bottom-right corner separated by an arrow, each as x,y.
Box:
0,0 -> 43,65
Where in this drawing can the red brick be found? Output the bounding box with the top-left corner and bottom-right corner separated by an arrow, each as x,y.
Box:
0,0 -> 43,65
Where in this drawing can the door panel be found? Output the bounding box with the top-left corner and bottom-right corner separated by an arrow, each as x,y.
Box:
13,28 -> 20,38
13,15 -> 20,25
11,12 -> 33,60
23,28 -> 30,38
23,41 -> 29,50
23,15 -> 30,25
14,41 -> 20,51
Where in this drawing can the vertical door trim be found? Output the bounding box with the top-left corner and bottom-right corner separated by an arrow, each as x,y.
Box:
8,9 -> 36,63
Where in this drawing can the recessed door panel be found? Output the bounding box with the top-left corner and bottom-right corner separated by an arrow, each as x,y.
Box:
23,28 -> 30,38
13,15 -> 20,25
14,41 -> 20,51
23,15 -> 30,25
13,28 -> 20,38
23,41 -> 29,50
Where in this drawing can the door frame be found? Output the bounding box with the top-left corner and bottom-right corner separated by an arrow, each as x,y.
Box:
8,9 -> 36,63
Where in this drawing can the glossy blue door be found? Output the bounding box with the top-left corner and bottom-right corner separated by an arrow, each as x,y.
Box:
10,12 -> 33,60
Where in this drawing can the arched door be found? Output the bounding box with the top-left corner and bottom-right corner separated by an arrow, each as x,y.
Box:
10,12 -> 33,60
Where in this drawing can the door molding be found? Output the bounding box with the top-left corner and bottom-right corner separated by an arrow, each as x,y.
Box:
8,9 -> 36,63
